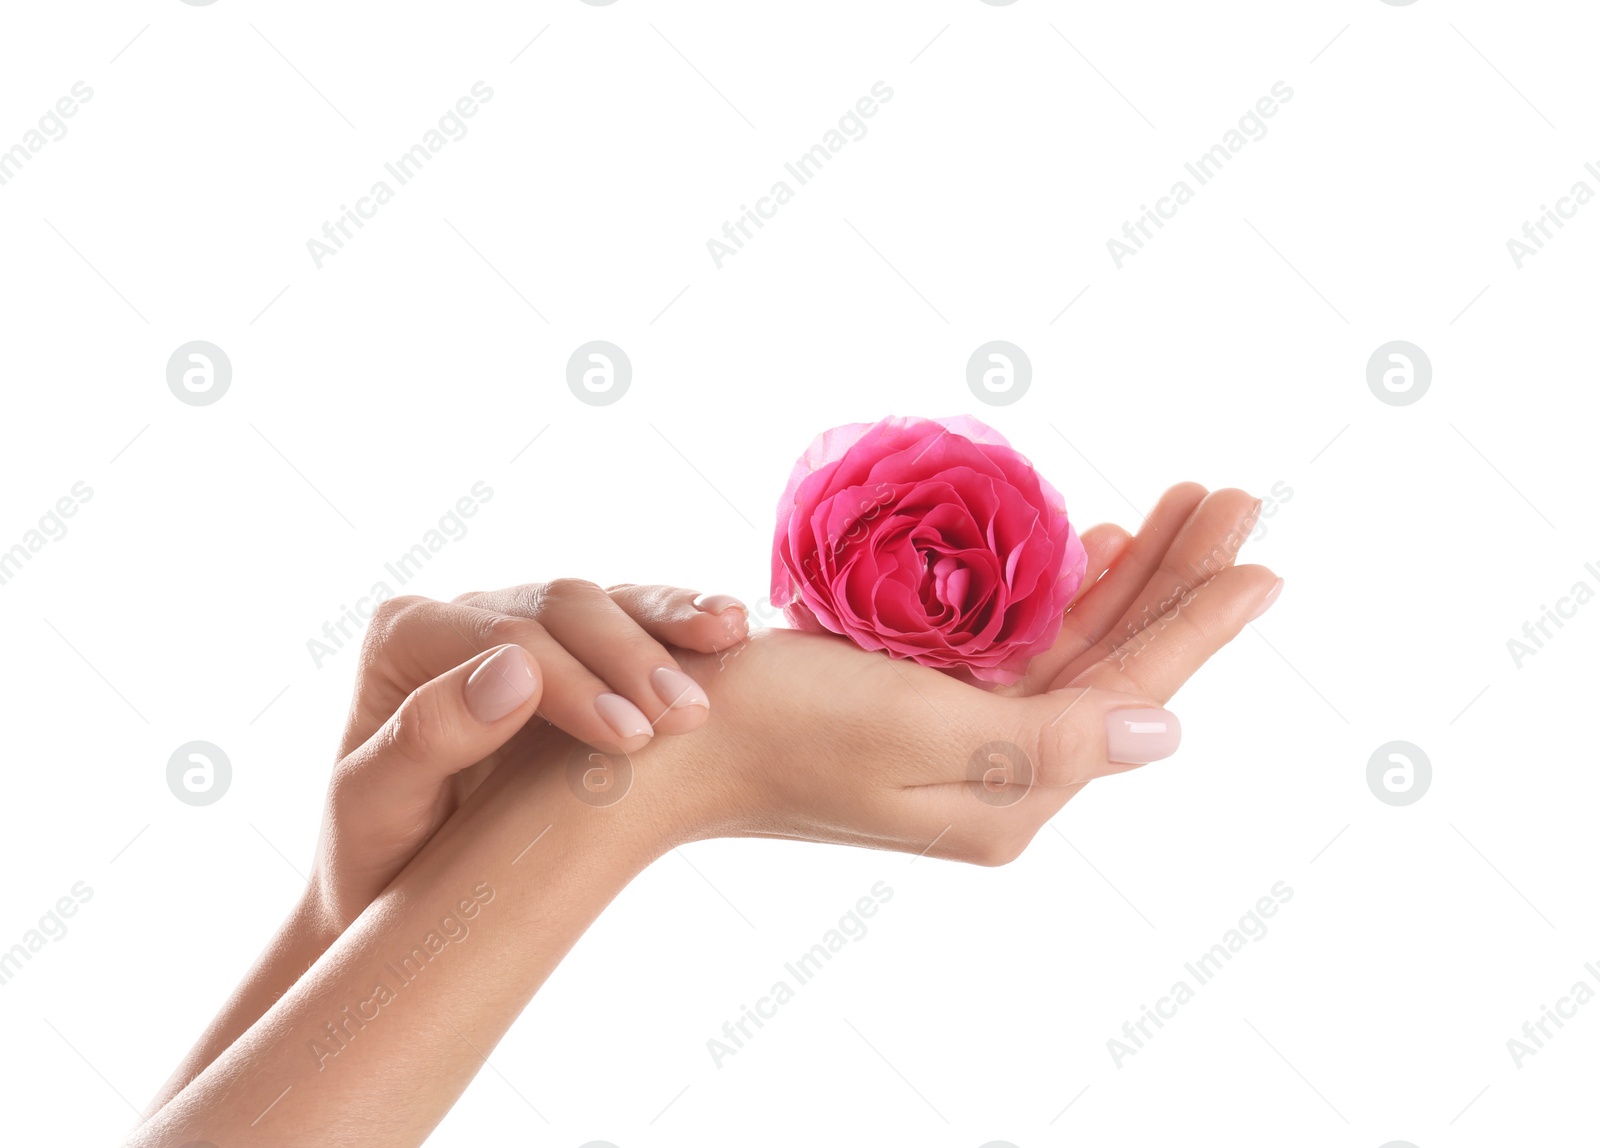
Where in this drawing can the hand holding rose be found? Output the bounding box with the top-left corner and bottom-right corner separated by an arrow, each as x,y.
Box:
135,481 -> 1280,1143
484,483 -> 1278,867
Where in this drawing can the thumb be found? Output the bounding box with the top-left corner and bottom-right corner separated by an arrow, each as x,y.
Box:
363,643 -> 544,783
1027,687 -> 1181,788
955,687 -> 1181,793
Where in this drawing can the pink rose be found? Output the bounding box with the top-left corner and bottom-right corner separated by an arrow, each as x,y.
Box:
770,414 -> 1088,685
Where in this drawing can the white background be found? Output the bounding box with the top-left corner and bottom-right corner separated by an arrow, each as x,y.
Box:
1,1 -> 1596,1145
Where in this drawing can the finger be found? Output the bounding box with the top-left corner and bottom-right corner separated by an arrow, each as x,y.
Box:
458,583 -> 751,656
878,556 -> 1276,869
342,642 -> 543,810
885,662 -> 1181,791
1076,487 -> 1260,671
1021,688 -> 1182,787
605,584 -> 751,653
1069,523 -> 1132,608
889,681 -> 1180,865
530,579 -> 717,735
362,597 -> 664,753
1068,563 -> 1282,702
340,595 -> 484,756
1014,484 -> 1207,693
343,596 -> 548,755
458,581 -> 746,733
995,523 -> 1130,698
452,597 -> 678,749
331,643 -> 543,896
1069,483 -> 1209,633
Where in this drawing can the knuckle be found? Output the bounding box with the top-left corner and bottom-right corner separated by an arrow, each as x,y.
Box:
1089,657 -> 1140,696
1037,717 -> 1087,787
495,583 -> 546,620
456,583 -> 548,620
383,685 -> 448,765
328,753 -> 363,796
368,593 -> 424,628
481,612 -> 540,648
364,595 -> 428,648
542,577 -> 602,605
463,582 -> 556,624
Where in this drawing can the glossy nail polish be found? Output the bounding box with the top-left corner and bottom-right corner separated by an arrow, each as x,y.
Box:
464,646 -> 538,724
651,666 -> 709,710
1248,577 -> 1284,621
693,593 -> 746,616
1106,707 -> 1181,764
595,692 -> 653,740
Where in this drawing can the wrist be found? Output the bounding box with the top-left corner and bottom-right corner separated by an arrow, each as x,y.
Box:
500,722 -> 679,874
623,633 -> 788,845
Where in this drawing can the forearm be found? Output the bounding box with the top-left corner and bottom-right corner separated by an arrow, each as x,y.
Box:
140,890 -> 342,1119
127,732 -> 667,1148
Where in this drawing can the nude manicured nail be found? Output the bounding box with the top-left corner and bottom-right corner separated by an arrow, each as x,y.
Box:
464,645 -> 538,724
1241,498 -> 1264,536
596,692 -> 653,740
651,666 -> 709,710
1248,577 -> 1284,621
1106,707 -> 1181,764
693,593 -> 745,616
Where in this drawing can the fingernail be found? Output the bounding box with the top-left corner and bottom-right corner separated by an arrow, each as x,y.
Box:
1248,577 -> 1284,621
595,692 -> 653,740
651,666 -> 709,710
1241,498 -> 1264,536
1106,707 -> 1181,764
464,645 -> 538,724
693,593 -> 745,615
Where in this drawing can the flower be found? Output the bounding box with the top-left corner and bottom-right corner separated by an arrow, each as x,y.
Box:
770,415 -> 1087,685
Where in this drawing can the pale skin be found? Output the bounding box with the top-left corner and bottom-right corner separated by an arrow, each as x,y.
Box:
129,483 -> 1279,1147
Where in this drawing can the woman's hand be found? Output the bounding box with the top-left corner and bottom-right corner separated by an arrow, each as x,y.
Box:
133,487 -> 1277,1141
567,484 -> 1279,866
313,580 -> 750,926
142,580 -> 749,1119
